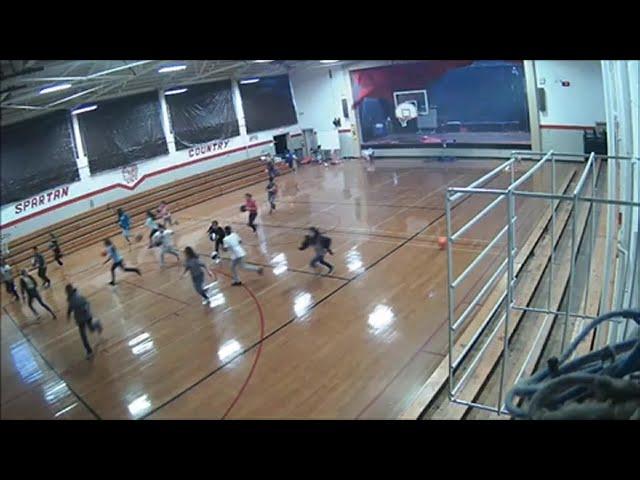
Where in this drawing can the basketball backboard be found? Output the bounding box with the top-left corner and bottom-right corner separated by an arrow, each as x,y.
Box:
393,90 -> 429,115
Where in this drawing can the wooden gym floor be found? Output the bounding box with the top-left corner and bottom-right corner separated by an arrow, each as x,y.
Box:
1,158 -> 563,419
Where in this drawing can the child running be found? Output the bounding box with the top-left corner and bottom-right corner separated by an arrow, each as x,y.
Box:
116,208 -> 132,245
222,226 -> 263,286
299,227 -> 334,275
207,220 -> 226,260
19,269 -> 56,320
31,246 -> 51,288
153,225 -> 180,267
243,193 -> 258,233
158,201 -> 172,227
181,246 -> 213,304
266,176 -> 278,214
48,232 -> 64,266
1,257 -> 20,302
266,159 -> 279,178
145,210 -> 160,248
103,238 -> 142,286
66,284 -> 103,359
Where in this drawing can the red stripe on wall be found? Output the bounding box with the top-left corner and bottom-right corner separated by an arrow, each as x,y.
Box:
540,124 -> 596,130
338,128 -> 352,133
1,140 -> 273,229
290,133 -> 303,138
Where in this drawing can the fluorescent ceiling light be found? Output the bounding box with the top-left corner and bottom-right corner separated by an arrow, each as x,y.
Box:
240,78 -> 260,84
71,104 -> 97,115
39,83 -> 72,95
253,60 -> 274,63
319,60 -> 339,64
158,65 -> 187,73
165,87 -> 188,95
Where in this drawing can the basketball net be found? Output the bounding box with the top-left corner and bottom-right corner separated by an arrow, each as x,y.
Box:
395,102 -> 418,128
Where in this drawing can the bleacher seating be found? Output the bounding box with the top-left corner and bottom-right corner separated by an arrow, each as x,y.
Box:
4,157 -> 289,270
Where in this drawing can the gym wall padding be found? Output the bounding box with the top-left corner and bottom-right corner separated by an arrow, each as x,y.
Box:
429,61 -> 529,128
239,74 -> 298,134
164,80 -> 240,150
77,91 -> 168,174
1,110 -> 80,205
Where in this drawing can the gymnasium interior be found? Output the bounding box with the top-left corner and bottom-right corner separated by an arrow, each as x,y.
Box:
0,60 -> 638,420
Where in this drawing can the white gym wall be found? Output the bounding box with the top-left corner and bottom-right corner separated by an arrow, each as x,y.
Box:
534,60 -> 606,153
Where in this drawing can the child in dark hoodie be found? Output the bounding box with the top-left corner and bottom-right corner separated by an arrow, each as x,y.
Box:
66,284 -> 103,359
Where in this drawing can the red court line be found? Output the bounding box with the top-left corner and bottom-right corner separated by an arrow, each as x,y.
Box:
217,270 -> 266,420
2,140 -> 273,229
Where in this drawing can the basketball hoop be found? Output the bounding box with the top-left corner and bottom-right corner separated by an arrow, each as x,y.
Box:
395,102 -> 418,128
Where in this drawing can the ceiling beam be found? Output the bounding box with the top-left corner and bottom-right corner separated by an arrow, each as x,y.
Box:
45,86 -> 103,108
85,60 -> 154,79
78,62 -> 160,105
193,61 -> 247,82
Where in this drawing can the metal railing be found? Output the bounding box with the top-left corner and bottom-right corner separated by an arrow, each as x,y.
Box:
444,150 -> 640,416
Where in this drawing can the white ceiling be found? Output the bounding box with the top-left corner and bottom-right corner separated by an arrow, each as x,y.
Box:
0,60 -> 354,126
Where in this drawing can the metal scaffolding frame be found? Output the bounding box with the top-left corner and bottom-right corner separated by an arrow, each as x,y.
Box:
444,150 -> 639,415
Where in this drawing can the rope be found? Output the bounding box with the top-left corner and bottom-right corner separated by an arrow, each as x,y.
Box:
506,309 -> 640,420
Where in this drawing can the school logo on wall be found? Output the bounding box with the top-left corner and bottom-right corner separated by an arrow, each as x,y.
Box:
122,164 -> 139,185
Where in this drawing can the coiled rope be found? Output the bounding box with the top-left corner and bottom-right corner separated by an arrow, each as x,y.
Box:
506,309 -> 640,420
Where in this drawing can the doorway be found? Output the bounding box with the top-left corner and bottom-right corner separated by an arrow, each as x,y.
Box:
273,134 -> 288,156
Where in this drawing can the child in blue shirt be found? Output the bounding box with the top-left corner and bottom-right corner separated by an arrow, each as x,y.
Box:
103,238 -> 142,285
116,208 -> 132,244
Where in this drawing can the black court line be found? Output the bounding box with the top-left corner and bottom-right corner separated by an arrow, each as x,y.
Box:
246,260 -> 351,282
280,200 -> 445,211
2,305 -> 102,420
120,279 -> 194,307
229,221 -> 409,241
97,304 -> 190,355
140,198 -> 468,419
55,241 -> 150,279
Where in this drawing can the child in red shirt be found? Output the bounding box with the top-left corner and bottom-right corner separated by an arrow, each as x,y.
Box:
244,193 -> 258,233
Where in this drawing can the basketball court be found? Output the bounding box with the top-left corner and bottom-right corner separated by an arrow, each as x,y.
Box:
1,156 -> 565,419
1,59 -> 637,422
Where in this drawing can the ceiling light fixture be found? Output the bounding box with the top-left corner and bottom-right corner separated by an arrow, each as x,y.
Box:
164,88 -> 188,95
158,65 -> 187,73
319,60 -> 339,64
39,83 -> 72,95
240,78 -> 260,84
253,60 -> 274,63
71,104 -> 98,115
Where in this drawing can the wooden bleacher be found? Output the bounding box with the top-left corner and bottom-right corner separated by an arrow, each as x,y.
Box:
4,157 -> 289,271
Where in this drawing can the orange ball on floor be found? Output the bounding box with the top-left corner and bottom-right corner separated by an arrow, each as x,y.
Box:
437,236 -> 447,250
